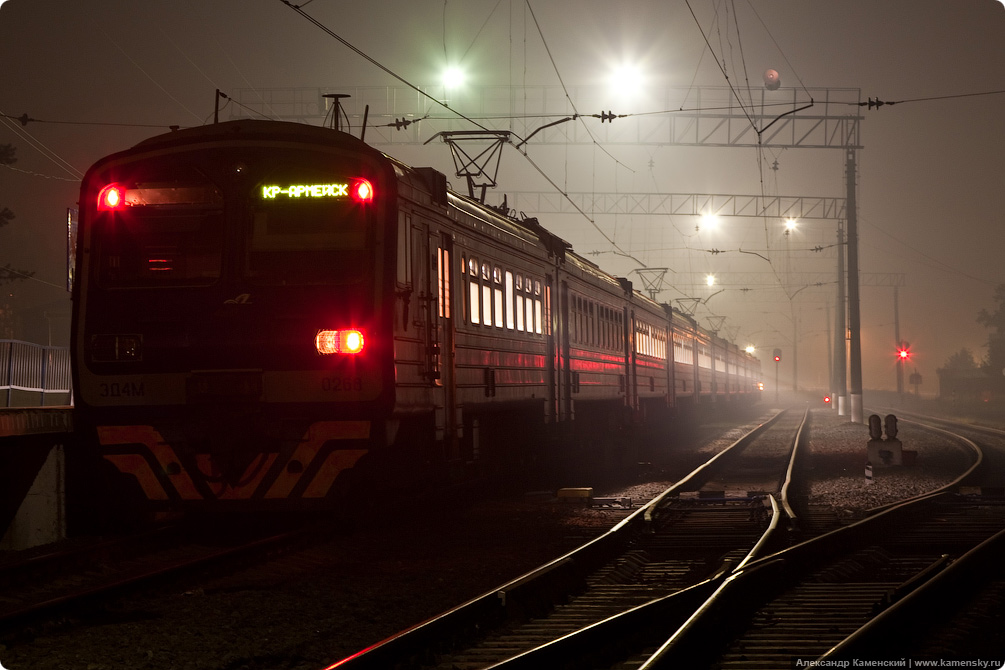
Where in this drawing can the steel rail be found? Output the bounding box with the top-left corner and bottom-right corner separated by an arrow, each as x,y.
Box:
460,411 -> 810,670
818,524 -> 1005,662
779,404 -> 810,529
637,421 -> 996,669
330,408 -> 805,669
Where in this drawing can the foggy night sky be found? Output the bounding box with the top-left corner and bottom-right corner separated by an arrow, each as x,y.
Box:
1,0 -> 1003,396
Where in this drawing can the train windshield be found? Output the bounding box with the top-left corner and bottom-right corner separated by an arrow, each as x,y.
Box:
89,151 -> 380,289
246,166 -> 373,286
94,180 -> 225,288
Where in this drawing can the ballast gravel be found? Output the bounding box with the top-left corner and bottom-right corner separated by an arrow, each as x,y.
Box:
0,407 -> 975,670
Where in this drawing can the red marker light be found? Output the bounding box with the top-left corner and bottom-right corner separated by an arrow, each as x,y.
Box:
351,179 -> 374,203
824,396 -> 831,404
315,329 -> 365,355
98,184 -> 125,210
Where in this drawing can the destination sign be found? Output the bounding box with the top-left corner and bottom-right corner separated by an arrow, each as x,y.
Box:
262,183 -> 350,199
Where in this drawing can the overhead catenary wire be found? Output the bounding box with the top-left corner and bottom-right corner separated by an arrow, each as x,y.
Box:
278,0 -> 500,138
741,0 -> 813,99
1,161 -> 79,182
683,0 -> 757,132
90,19 -> 203,124
0,266 -> 66,292
521,1 -> 630,171
0,111 -> 83,180
277,0 -> 646,265
853,89 -> 1005,109
519,0 -> 638,263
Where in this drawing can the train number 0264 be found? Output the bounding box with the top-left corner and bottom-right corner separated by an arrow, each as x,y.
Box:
321,376 -> 363,392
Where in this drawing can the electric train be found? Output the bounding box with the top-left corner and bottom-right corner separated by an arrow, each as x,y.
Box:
70,119 -> 761,513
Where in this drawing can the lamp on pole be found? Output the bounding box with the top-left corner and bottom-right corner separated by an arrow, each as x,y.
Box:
773,349 -> 782,403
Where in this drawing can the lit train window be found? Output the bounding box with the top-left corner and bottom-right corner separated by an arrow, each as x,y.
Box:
482,284 -> 492,325
437,247 -> 450,319
469,258 -> 478,275
470,282 -> 480,324
494,285 -> 503,328
505,271 -> 515,329
530,293 -> 538,335
481,263 -> 490,281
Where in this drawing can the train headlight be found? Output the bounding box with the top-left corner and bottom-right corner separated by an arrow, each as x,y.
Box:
90,334 -> 143,362
315,329 -> 365,355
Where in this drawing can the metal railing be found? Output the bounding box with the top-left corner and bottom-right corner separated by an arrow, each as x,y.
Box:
0,340 -> 72,407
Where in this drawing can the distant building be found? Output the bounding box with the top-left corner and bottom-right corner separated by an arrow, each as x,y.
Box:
937,367 -> 999,401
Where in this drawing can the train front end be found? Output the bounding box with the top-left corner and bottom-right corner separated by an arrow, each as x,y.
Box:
71,121 -> 397,513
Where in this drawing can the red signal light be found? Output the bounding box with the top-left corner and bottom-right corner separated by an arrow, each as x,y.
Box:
351,179 -> 374,203
98,184 -> 125,210
773,355 -> 780,362
315,329 -> 365,355
897,348 -> 910,360
823,396 -> 831,404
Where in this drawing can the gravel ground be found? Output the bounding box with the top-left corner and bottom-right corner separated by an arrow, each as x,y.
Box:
800,408 -> 975,518
0,407 -> 975,670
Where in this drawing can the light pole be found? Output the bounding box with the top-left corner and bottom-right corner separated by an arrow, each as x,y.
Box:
845,150 -> 864,423
773,349 -> 781,403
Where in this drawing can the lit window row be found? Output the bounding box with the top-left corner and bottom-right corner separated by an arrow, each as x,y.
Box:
461,255 -> 545,335
674,334 -> 695,365
697,344 -> 713,369
635,321 -> 667,359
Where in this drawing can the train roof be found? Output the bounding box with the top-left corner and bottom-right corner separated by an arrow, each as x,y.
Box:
127,119 -> 382,157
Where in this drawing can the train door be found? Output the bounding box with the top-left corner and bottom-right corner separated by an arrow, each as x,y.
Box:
557,280 -> 572,423
413,222 -> 458,453
544,273 -> 557,425
626,307 -> 638,414
710,339 -> 717,399
667,317 -> 677,408
432,231 -> 458,456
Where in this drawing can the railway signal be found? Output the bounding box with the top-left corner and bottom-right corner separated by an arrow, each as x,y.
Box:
896,341 -> 911,397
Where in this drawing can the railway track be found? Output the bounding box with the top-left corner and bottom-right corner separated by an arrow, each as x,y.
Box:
330,408 -> 1003,670
645,493 -> 1005,669
630,415 -> 998,669
332,407 -> 810,669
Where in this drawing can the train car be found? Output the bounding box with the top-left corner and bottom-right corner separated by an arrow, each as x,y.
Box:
669,311 -> 700,411
70,118 -> 760,515
550,250 -> 633,464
